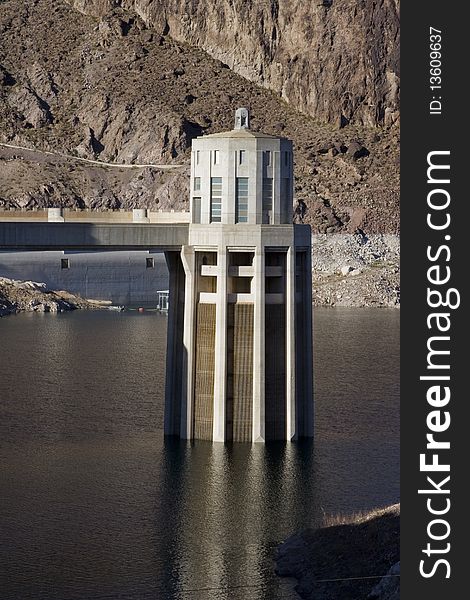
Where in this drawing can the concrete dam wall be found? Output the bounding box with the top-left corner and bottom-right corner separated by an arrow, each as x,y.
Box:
0,250 -> 169,306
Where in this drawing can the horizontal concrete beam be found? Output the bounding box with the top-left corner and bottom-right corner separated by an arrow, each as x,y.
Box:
265,266 -> 283,277
228,293 -> 254,303
0,222 -> 189,251
266,293 -> 284,304
201,265 -> 219,277
228,266 -> 254,277
199,292 -> 217,303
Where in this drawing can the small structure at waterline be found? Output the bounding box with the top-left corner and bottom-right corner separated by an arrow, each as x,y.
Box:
156,290 -> 169,312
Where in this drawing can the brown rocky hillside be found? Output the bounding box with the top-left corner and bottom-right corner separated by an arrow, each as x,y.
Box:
67,0 -> 400,128
0,0 -> 399,234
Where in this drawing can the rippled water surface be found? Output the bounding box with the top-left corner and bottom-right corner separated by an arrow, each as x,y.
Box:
0,309 -> 399,600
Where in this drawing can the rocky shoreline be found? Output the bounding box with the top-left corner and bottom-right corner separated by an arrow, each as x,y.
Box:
0,276 -> 105,316
276,504 -> 400,600
312,233 -> 400,308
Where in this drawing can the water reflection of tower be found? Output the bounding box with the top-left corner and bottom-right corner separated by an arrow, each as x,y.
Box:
165,108 -> 314,443
156,440 -> 320,600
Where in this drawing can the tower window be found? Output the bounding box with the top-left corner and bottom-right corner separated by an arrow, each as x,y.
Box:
194,177 -> 201,191
262,178 -> 273,224
61,258 -> 70,269
284,151 -> 290,166
196,150 -> 200,164
239,150 -> 246,165
193,197 -> 201,224
146,257 -> 155,269
214,150 -> 220,165
263,150 -> 272,167
283,178 -> 291,202
210,177 -> 222,222
235,177 -> 249,223
281,178 -> 291,224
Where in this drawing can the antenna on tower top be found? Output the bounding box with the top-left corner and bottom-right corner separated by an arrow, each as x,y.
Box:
234,107 -> 250,130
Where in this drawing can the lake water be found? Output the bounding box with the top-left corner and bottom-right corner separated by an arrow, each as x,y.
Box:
0,308 -> 399,600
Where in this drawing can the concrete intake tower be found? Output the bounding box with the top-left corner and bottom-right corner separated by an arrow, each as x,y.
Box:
164,108 -> 313,442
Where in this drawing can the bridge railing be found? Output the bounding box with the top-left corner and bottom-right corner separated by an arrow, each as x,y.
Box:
0,208 -> 191,224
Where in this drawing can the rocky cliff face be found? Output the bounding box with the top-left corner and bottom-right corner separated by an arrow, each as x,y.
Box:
0,0 -> 399,234
67,0 -> 400,128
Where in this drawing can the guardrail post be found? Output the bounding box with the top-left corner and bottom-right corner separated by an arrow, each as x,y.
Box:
48,208 -> 64,222
132,208 -> 150,223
